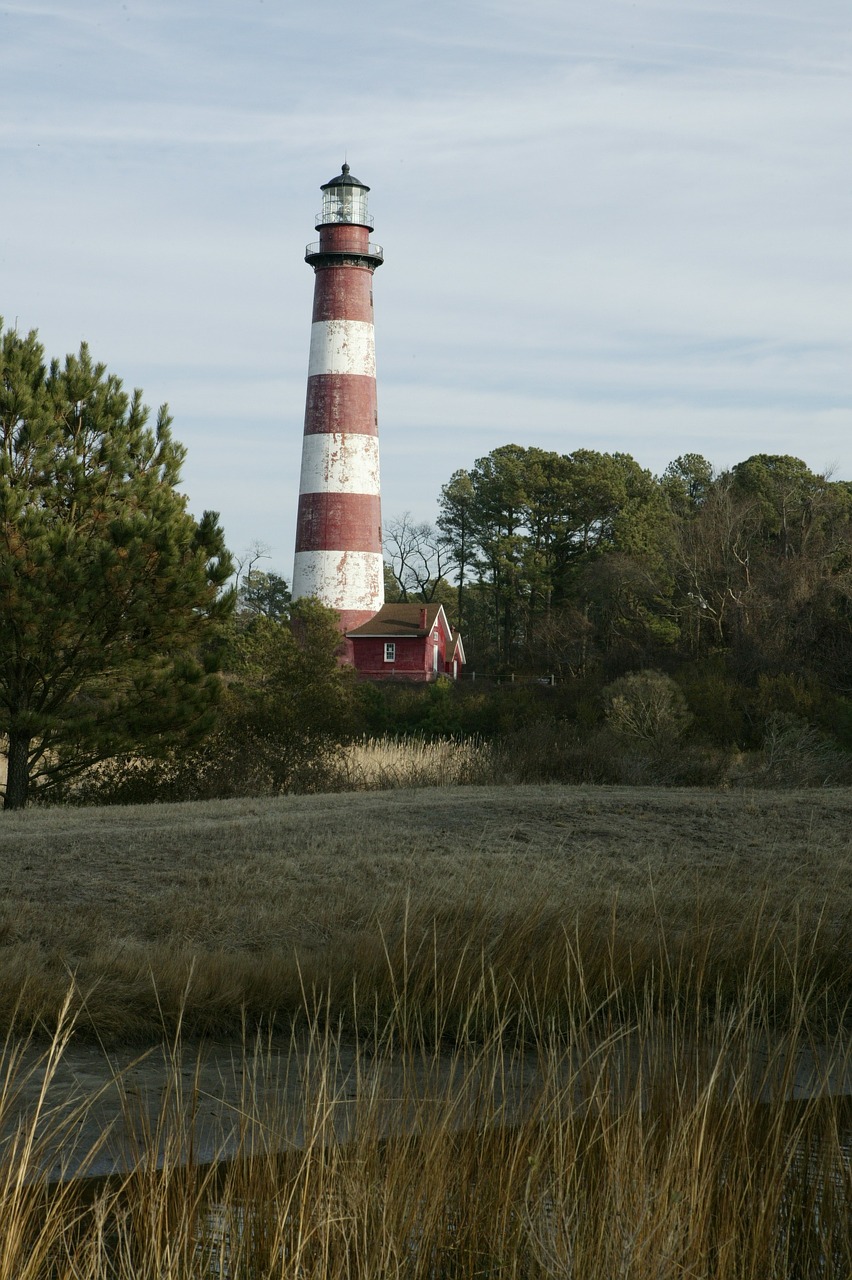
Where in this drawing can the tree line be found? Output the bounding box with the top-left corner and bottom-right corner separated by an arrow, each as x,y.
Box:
3,321 -> 851,807
385,445 -> 852,747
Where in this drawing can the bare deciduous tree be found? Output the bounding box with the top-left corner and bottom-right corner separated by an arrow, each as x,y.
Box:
384,513 -> 452,603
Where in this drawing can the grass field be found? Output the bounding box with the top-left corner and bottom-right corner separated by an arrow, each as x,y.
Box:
1,784 -> 850,1277
0,783 -> 849,1041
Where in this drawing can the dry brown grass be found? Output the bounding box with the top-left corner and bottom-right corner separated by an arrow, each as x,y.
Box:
0,981 -> 849,1279
333,735 -> 493,789
0,785 -> 850,1277
0,784 -> 849,1042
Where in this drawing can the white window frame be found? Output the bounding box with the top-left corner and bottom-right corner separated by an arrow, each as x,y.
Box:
384,641 -> 396,662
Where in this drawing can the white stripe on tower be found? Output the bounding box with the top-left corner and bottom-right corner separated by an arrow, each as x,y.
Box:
292,163 -> 385,638
298,433 -> 381,495
308,320 -> 376,379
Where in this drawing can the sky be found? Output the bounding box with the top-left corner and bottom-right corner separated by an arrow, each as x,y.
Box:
3,0 -> 851,579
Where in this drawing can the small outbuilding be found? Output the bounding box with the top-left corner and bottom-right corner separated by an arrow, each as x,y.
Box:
346,603 -> 465,681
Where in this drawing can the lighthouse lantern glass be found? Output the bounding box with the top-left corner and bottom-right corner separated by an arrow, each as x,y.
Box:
321,185 -> 370,226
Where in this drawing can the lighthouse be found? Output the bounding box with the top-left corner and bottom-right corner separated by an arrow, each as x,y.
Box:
292,164 -> 385,640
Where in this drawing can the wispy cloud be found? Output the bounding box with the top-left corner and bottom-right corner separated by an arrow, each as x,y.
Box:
3,0 -> 850,569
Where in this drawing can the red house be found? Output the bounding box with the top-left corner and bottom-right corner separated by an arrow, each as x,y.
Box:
346,603 -> 465,681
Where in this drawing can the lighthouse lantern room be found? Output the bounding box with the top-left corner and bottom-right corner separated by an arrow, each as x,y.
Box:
318,166 -> 372,228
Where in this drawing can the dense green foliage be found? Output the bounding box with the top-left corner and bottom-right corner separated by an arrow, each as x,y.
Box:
369,443 -> 852,781
236,567 -> 291,620
215,597 -> 359,792
427,445 -> 852,679
71,437 -> 852,802
0,323 -> 233,808
74,598 -> 360,803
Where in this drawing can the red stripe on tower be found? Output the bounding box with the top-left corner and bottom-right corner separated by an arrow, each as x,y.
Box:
292,163 -> 385,639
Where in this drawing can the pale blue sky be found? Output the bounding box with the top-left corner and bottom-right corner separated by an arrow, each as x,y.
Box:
3,1 -> 850,577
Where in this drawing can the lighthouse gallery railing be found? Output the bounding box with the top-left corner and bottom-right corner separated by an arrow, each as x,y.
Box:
305,241 -> 383,261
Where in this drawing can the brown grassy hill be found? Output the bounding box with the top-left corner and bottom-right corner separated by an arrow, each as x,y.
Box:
1,785 -> 850,1041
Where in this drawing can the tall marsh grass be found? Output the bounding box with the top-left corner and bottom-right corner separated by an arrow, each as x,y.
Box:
0,788 -> 849,1273
1,951 -> 849,1279
0,883 -> 848,1046
332,735 -> 494,790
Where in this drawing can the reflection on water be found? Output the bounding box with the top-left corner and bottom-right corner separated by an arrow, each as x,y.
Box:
194,1107 -> 851,1280
12,1029 -> 852,1277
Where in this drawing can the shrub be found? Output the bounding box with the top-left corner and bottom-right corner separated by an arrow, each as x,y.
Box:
735,713 -> 852,789
604,669 -> 692,745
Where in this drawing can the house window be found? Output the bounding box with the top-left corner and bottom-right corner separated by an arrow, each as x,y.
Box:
384,642 -> 396,662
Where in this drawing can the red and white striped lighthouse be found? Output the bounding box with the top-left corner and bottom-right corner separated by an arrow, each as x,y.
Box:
292,163 -> 385,638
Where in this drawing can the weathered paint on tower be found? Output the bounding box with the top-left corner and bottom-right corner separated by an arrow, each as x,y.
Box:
292,164 -> 385,637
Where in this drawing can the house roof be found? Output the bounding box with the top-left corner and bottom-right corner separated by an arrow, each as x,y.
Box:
449,630 -> 467,665
346,602 -> 452,639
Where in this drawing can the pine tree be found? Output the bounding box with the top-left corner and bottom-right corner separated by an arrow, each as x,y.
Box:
0,323 -> 233,809
236,569 -> 291,621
